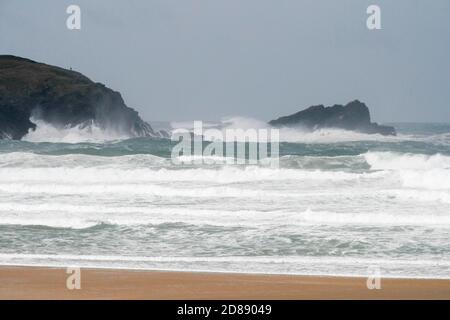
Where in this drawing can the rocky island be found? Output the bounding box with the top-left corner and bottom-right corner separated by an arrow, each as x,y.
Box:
0,55 -> 155,140
269,100 -> 396,136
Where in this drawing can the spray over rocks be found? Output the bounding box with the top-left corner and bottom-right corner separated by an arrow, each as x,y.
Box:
0,55 -> 155,140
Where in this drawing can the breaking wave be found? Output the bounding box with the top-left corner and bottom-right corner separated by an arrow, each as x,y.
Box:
1,124 -> 450,278
0,205 -> 449,229
169,117 -> 450,146
22,118 -> 131,143
176,116 -> 404,143
365,152 -> 450,190
0,253 -> 448,278
365,152 -> 450,170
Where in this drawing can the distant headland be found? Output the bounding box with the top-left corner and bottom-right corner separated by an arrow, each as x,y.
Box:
0,55 -> 155,140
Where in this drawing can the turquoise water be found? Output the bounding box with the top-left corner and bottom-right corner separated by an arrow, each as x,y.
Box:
0,123 -> 449,278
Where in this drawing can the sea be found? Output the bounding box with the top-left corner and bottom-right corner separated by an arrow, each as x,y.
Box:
0,120 -> 449,278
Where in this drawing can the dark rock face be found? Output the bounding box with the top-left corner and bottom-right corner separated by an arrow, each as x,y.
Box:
0,55 -> 155,140
269,100 -> 396,136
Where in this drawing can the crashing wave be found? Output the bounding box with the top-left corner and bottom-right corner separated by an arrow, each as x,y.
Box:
170,116 -> 406,143
364,152 -> 450,171
22,118 -> 134,143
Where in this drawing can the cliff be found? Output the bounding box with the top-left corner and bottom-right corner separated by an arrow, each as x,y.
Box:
0,55 -> 154,140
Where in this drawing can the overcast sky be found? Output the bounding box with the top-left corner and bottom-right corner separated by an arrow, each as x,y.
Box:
0,0 -> 449,122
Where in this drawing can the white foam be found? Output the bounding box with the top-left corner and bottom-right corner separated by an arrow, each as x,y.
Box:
365,152 -> 450,190
365,152 -> 450,170
0,253 -> 448,278
1,151 -> 448,192
278,127 -> 399,143
0,204 -> 448,229
389,189 -> 450,204
0,182 -> 294,197
22,118 -> 130,143
183,116 -> 410,143
399,170 -> 450,190
1,253 -> 448,266
0,150 -> 448,278
0,165 -> 380,184
167,117 -> 410,143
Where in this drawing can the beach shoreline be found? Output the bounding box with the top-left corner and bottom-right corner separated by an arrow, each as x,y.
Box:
0,266 -> 449,300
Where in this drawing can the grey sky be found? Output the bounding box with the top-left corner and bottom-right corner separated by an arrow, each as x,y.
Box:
0,0 -> 449,122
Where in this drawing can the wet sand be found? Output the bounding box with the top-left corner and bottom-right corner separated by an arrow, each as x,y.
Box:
0,266 -> 449,300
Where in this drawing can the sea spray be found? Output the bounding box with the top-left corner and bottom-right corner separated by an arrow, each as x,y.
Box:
23,118 -> 131,143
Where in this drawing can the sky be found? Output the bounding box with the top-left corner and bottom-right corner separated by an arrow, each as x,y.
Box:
0,0 -> 449,122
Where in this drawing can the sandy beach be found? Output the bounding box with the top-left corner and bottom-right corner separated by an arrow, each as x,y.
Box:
0,266 -> 448,300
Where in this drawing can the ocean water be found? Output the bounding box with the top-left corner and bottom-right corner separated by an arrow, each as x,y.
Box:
0,122 -> 449,278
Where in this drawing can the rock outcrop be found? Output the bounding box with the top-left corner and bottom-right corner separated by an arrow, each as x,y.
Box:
269,100 -> 396,136
0,55 -> 155,140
